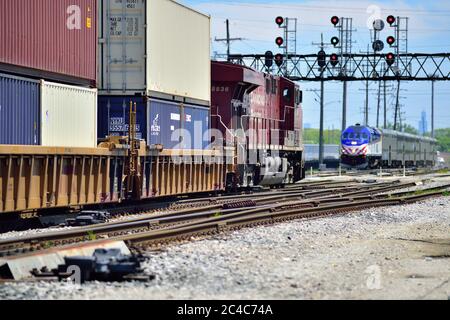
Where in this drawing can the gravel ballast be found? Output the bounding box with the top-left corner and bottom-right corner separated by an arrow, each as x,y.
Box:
0,196 -> 449,300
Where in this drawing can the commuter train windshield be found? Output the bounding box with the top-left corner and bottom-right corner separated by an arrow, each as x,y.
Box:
341,126 -> 371,146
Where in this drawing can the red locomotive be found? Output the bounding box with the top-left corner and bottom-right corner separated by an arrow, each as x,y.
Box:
211,61 -> 305,189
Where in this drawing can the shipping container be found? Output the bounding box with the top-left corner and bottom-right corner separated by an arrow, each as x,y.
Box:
98,96 -> 210,150
98,0 -> 211,106
0,73 -> 40,145
97,96 -> 148,140
148,99 -> 183,149
41,81 -> 97,148
183,106 -> 211,150
0,0 -> 97,86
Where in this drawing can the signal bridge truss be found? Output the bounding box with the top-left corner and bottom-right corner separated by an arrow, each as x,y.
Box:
229,53 -> 450,82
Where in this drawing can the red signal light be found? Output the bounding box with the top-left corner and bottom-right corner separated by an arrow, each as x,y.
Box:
387,15 -> 396,26
330,53 -> 339,66
386,52 -> 395,66
275,37 -> 284,47
275,16 -> 284,26
387,36 -> 396,46
331,16 -> 340,26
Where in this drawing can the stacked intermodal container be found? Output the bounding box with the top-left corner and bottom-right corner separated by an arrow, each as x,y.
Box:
98,96 -> 210,150
0,0 -> 97,86
97,0 -> 211,150
0,74 -> 98,148
0,0 -> 98,148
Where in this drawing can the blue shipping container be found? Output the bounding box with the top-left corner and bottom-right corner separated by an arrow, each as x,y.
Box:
0,73 -> 40,145
148,99 -> 182,149
183,105 -> 210,150
148,100 -> 210,150
97,96 -> 147,141
98,96 -> 210,150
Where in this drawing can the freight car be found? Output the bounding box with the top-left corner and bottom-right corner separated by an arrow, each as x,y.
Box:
211,62 -> 305,188
341,124 -> 438,169
0,143 -> 226,217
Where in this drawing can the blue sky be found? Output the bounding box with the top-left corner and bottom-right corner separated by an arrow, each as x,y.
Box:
180,0 -> 450,131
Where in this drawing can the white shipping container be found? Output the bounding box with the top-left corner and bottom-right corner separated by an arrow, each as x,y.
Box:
98,0 -> 211,105
40,81 -> 98,148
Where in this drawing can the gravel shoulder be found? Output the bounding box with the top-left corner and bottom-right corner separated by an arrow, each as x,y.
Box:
1,195 -> 449,300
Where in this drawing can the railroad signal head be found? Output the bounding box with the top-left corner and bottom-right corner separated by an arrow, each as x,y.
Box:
275,54 -> 284,67
331,37 -> 340,47
386,52 -> 395,66
317,50 -> 327,68
387,36 -> 396,46
330,53 -> 339,67
265,51 -> 274,68
387,15 -> 396,26
373,19 -> 385,31
372,40 -> 385,52
331,16 -> 340,26
275,37 -> 284,47
275,16 -> 284,27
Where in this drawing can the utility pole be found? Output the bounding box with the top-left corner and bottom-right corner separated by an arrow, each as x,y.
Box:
383,79 -> 387,129
376,79 -> 382,128
215,19 -> 243,62
312,33 -> 329,168
394,80 -> 401,131
320,72 -> 325,167
431,81 -> 435,138
342,81 -> 347,131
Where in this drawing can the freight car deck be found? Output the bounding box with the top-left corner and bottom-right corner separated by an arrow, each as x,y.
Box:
0,144 -> 226,217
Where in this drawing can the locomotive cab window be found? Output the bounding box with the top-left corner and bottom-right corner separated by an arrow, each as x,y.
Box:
283,88 -> 291,102
265,78 -> 271,94
272,78 -> 277,94
295,89 -> 303,105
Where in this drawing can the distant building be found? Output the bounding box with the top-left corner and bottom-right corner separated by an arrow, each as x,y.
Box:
418,111 -> 428,136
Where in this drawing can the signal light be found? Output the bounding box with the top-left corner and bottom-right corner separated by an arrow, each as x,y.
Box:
387,15 -> 396,26
372,40 -> 384,52
331,37 -> 340,47
331,16 -> 340,26
264,51 -> 274,68
330,54 -> 339,67
275,54 -> 284,67
275,37 -> 284,47
275,16 -> 284,27
385,52 -> 395,66
317,50 -> 327,68
387,36 -> 396,46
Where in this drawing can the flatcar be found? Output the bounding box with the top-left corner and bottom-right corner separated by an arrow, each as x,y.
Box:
341,124 -> 438,169
211,62 -> 305,188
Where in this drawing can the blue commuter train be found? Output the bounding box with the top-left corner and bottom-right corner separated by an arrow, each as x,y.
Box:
341,124 -> 438,169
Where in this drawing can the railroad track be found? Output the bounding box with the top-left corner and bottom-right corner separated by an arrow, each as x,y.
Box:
0,178 -> 374,234
1,181 -> 448,259
312,167 -> 449,178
